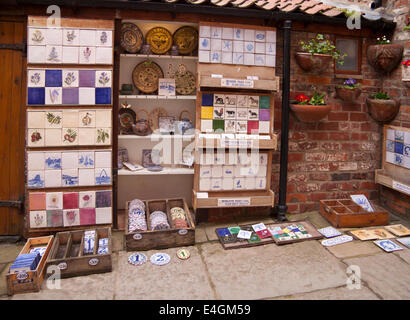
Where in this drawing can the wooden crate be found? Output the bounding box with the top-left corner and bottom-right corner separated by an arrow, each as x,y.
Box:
125,198 -> 195,251
319,199 -> 389,228
6,235 -> 54,295
46,228 -> 112,278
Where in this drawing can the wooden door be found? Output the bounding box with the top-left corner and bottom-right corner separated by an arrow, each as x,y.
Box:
0,19 -> 25,235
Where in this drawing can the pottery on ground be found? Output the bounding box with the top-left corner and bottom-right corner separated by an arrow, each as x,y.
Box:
367,44 -> 403,74
290,104 -> 331,122
366,97 -> 400,123
335,86 -> 361,103
295,52 -> 332,73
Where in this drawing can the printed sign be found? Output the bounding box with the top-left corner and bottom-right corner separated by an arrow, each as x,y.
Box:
220,138 -> 253,148
218,198 -> 251,207
88,258 -> 99,266
158,78 -> 176,96
178,229 -> 188,236
133,233 -> 143,240
221,78 -> 254,88
57,262 -> 67,270
392,181 -> 410,195
16,272 -> 29,280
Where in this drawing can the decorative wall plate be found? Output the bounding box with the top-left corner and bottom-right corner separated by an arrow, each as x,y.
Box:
119,106 -> 136,133
146,27 -> 173,55
173,26 -> 198,55
132,60 -> 164,93
174,69 -> 196,95
120,23 -> 144,53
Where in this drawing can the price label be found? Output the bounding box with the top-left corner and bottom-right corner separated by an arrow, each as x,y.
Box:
218,198 -> 251,207
178,229 -> 188,236
88,258 -> 99,266
221,78 -> 254,88
16,272 -> 28,280
392,181 -> 410,195
133,233 -> 143,240
57,262 -> 67,270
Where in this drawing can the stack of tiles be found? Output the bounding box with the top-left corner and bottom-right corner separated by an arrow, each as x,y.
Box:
199,25 -> 276,66
28,189 -> 112,228
28,27 -> 113,65
128,199 -> 147,232
27,150 -> 112,188
83,230 -> 96,255
200,93 -> 271,134
385,128 -> 410,169
268,224 -> 312,241
199,152 -> 268,191
97,237 -> 109,255
9,253 -> 41,273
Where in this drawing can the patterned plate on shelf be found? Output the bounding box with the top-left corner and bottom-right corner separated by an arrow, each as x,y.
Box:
120,22 -> 144,53
173,26 -> 198,55
119,107 -> 136,132
132,60 -> 164,94
146,27 -> 173,55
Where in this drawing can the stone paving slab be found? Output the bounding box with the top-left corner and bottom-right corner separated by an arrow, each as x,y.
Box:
200,241 -> 347,300
0,243 -> 24,264
195,226 -> 208,243
325,240 -> 383,259
393,249 -> 410,264
5,253 -> 118,300
343,253 -> 410,299
203,223 -> 238,241
286,212 -> 330,229
115,246 -> 215,300
273,285 -> 379,300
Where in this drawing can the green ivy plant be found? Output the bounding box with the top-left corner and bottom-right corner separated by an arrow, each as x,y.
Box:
299,34 -> 346,65
371,91 -> 391,100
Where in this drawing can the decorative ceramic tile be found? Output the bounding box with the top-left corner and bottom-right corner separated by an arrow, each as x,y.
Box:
198,50 -> 210,63
266,55 -> 276,67
236,108 -> 248,120
233,52 -> 244,65
27,129 -> 45,147
44,111 -> 62,128
248,108 -> 259,120
211,178 -> 222,191
248,95 -> 259,107
78,128 -> 95,146
211,27 -> 222,39
395,130 -> 404,142
199,38 -> 210,51
199,178 -> 211,191
233,41 -> 243,53
225,107 -> 236,120
210,51 -> 221,63
44,152 -> 62,170
78,151 -> 95,168
222,165 -> 234,177
28,70 -> 46,88
386,129 -> 395,141
62,70 -> 79,87
201,106 -> 213,118
404,132 -> 410,144
222,28 -> 233,39
259,153 -> 268,165
225,120 -> 236,132
27,88 -> 45,105
78,111 -> 95,128
62,110 -> 78,127
404,144 -> 410,157
27,111 -> 45,128
95,151 -> 111,168
79,87 -> 95,105
247,120 -> 259,134
60,128 -> 78,146
221,40 -> 233,52
225,95 -> 237,106
222,178 -> 234,190
95,207 -> 112,224
28,171 -> 45,189
350,194 -> 374,212
79,190 -> 96,208
395,141 -> 404,154
96,30 -> 112,47
28,45 -> 46,64
244,53 -> 254,66
46,45 -> 62,63
255,54 -> 265,66
29,192 -> 46,210
386,151 -> 395,164
62,87 -> 79,105
199,26 -> 211,38
63,29 -> 79,46
47,210 -> 63,227
96,190 -> 111,207
62,169 -> 79,186
211,165 -> 223,177
234,177 -> 245,190
259,109 -> 270,121
255,177 -> 266,189
95,168 -> 111,185
79,29 -> 96,46
63,209 -> 80,226
266,30 -> 276,42
62,192 -> 79,209
80,208 -> 96,225
46,28 -> 62,45
79,168 -> 95,186
45,87 -> 62,105
30,211 -> 47,228
373,239 -> 403,252
394,153 -> 404,166
244,42 -> 255,54
211,38 -> 222,51
44,169 -> 62,188
234,28 -> 244,40
265,42 -> 276,55
28,152 -> 45,171
222,52 -> 232,64
245,177 -> 256,190
95,128 -> 111,145
213,106 -> 224,120
95,110 -> 111,127
61,152 -> 77,170
255,30 -> 266,42
95,71 -> 111,88
95,87 -> 111,105
28,28 -> 46,46
244,29 -> 254,41
46,192 -> 63,210
79,46 -> 96,64
403,156 -> 410,169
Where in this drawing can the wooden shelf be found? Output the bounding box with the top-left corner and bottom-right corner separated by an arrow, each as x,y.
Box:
193,190 -> 274,210
119,134 -> 195,140
195,133 -> 278,150
119,95 -> 196,100
120,54 -> 198,60
118,167 -> 194,176
199,75 -> 280,91
375,169 -> 410,195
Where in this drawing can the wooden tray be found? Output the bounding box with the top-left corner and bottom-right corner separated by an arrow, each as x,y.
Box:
267,220 -> 323,245
125,198 -> 195,251
46,228 -> 112,278
319,199 -> 389,228
6,235 -> 54,295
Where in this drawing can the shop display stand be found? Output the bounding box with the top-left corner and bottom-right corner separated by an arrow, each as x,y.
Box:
375,125 -> 410,196
192,22 -> 279,215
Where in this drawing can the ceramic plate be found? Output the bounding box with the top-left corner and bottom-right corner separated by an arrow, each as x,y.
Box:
120,23 -> 144,53
172,26 -> 198,55
132,60 -> 164,93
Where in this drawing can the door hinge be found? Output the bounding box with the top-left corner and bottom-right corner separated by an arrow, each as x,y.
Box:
0,42 -> 27,56
0,195 -> 25,213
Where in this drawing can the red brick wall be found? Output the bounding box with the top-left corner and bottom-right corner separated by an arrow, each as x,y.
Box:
272,26 -> 410,216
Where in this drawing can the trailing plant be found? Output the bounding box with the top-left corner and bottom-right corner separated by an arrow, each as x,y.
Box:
299,34 -> 346,65
295,91 -> 326,105
340,78 -> 361,90
371,91 -> 391,100
376,35 -> 391,45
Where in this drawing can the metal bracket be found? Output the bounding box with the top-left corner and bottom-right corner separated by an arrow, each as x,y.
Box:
0,42 -> 27,57
0,200 -> 22,208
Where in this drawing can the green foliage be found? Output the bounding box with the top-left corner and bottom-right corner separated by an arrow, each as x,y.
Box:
372,91 -> 391,100
299,34 -> 346,65
404,25 -> 410,31
308,91 -> 326,105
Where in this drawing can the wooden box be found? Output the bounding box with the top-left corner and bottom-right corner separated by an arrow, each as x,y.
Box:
319,199 -> 389,228
6,235 -> 54,295
46,228 -> 112,278
125,198 -> 195,251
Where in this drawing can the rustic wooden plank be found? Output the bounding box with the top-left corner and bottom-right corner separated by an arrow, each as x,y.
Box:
28,16 -> 114,29
198,63 -> 276,81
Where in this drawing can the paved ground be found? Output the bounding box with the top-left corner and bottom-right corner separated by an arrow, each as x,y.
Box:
1,211 -> 409,300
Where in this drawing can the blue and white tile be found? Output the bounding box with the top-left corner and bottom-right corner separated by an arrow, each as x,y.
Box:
233,177 -> 245,190
222,40 -> 233,52
265,55 -> 276,67
403,156 -> 410,169
28,28 -> 46,46
95,47 -> 113,64
45,45 -> 62,63
95,167 -> 111,185
62,169 -> 79,186
200,165 -> 212,178
30,211 -> 47,228
404,144 -> 410,157
199,25 -> 211,38
350,194 -> 374,212
95,70 -> 112,88
244,42 -> 255,54
259,153 -> 268,166
233,28 -> 244,40
255,42 -> 265,54
255,54 -> 265,66
79,128 -> 95,145
265,42 -> 276,55
245,177 -> 256,190
199,178 -> 211,191
255,177 -> 266,189
395,141 -> 404,154
28,45 -> 46,64
79,168 -> 95,186
222,178 -> 233,190
266,30 -> 276,42
198,50 -> 210,63
244,53 -> 254,66
222,52 -> 232,64
395,130 -> 404,142
44,152 -> 62,170
63,29 -> 79,46
95,151 -> 111,168
257,165 -> 267,177
62,46 -> 79,64
385,151 -> 395,164
255,30 -> 266,42
45,28 -> 62,45
210,51 -> 221,63
211,165 -> 222,178
233,41 -> 244,53
211,38 -> 222,51
96,30 -> 112,47
28,152 -> 45,171
394,153 -> 404,166
95,207 -> 112,224
79,46 -> 96,64
199,38 -> 211,50
211,26 -> 222,39
222,165 -> 234,177
386,129 -> 395,141
62,70 -> 79,87
222,27 -> 233,40
386,139 -> 395,152
45,87 -> 62,105
44,169 -> 62,188
28,171 -> 45,189
28,70 -> 46,87
244,29 -> 254,41
404,131 -> 410,144
78,87 -> 95,105
61,152 -> 78,170
79,29 -> 96,46
210,178 -> 222,191
78,151 -> 95,168
233,52 -> 244,65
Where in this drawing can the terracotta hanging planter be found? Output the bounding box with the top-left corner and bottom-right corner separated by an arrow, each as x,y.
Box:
335,86 -> 362,103
366,97 -> 400,123
367,44 -> 403,73
295,52 -> 332,73
290,104 -> 331,122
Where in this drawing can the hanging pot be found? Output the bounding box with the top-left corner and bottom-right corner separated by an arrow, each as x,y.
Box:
366,97 -> 400,123
175,110 -> 194,135
290,104 -> 331,122
132,109 -> 152,136
367,44 -> 403,74
335,86 -> 362,103
295,52 -> 332,73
